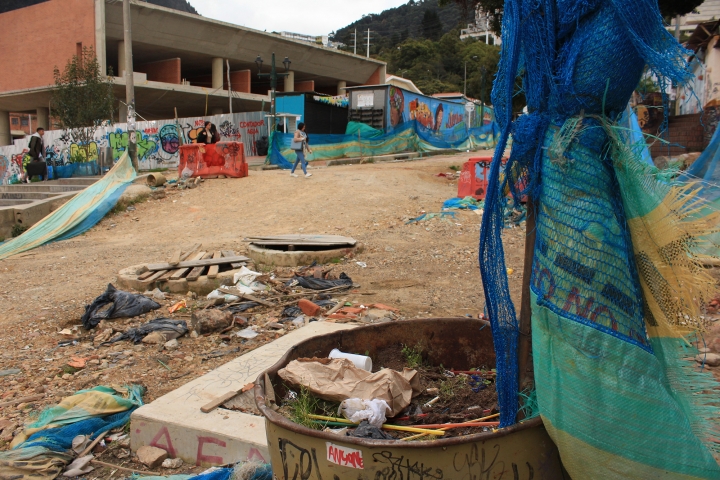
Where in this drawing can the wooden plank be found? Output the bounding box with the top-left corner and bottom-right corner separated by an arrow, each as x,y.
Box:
158,268 -> 180,281
186,252 -> 214,281
221,250 -> 245,269
170,251 -> 207,280
139,245 -> 200,281
146,255 -> 250,271
142,269 -> 169,283
207,251 -> 222,279
201,390 -> 241,413
168,249 -> 182,266
244,235 -> 356,245
137,270 -> 156,281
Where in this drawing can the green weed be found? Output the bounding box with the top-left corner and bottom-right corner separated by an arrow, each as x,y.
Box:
449,165 -> 460,171
288,387 -> 337,430
11,224 -> 28,237
401,343 -> 423,369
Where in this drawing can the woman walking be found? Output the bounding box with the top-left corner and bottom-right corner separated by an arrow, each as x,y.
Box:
290,122 -> 312,178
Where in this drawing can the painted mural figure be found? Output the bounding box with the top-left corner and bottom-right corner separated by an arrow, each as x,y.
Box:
389,87 -> 405,128
25,127 -> 47,182
433,104 -> 444,133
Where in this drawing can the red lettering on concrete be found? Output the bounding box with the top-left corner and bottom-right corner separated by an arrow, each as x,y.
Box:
196,436 -> 226,466
149,426 -> 176,458
247,447 -> 266,463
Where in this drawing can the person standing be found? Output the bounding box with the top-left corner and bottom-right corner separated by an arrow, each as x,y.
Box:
290,122 -> 312,178
25,127 -> 46,182
197,122 -> 218,144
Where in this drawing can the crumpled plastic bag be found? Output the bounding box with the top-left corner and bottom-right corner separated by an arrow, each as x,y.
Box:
278,358 -> 421,416
339,398 -> 390,427
104,318 -> 188,344
81,284 -> 161,329
287,273 -> 353,290
350,420 -> 394,440
233,266 -> 265,293
281,299 -> 336,319
63,454 -> 94,477
207,289 -> 240,303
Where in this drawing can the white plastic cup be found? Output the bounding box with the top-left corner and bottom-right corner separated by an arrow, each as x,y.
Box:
329,348 -> 373,371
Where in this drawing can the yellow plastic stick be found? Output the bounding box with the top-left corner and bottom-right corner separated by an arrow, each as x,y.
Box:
307,414 -> 446,436
401,413 -> 500,441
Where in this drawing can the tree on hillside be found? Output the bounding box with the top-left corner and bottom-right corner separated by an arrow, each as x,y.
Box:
421,10 -> 444,40
438,0 -> 702,36
51,47 -> 115,163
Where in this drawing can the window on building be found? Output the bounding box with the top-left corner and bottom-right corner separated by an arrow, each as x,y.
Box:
11,117 -> 18,125
21,118 -> 29,126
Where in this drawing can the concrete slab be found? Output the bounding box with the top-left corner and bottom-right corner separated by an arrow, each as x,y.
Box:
130,322 -> 357,467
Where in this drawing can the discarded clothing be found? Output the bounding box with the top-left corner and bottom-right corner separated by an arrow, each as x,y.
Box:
226,302 -> 259,313
12,385 -> 144,448
406,212 -> 456,224
443,196 -> 484,210
286,273 -> 353,290
281,299 -> 336,318
81,284 -> 161,329
1,386 -> 144,480
105,318 -> 188,344
350,420 -> 394,440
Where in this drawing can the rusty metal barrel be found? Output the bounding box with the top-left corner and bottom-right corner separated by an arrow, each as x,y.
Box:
255,318 -> 565,480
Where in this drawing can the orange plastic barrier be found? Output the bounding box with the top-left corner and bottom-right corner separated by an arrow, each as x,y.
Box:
178,142 -> 248,178
457,157 -> 493,200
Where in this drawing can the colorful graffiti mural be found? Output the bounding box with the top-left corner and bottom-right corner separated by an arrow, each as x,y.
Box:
0,112 -> 268,184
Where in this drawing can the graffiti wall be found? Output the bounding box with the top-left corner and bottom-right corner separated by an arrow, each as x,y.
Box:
0,112 -> 267,185
387,86 -> 494,137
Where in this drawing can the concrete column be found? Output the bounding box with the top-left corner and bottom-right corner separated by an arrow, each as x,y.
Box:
378,65 -> 387,84
118,102 -> 127,124
212,57 -> 224,90
337,80 -> 347,96
36,108 -> 49,130
118,41 -> 126,77
95,0 -> 107,74
284,71 -> 295,93
210,107 -> 223,115
0,111 -> 11,146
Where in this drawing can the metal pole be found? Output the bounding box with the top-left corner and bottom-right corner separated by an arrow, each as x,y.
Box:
122,0 -> 138,171
367,28 -> 370,58
270,53 -> 277,132
464,61 -> 467,97
226,59 -> 232,114
674,15 -> 681,41
354,29 -> 357,55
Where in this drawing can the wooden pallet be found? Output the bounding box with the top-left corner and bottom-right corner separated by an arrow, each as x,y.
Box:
137,246 -> 247,283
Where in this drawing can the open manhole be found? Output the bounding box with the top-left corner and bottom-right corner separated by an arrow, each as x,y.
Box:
246,235 -> 361,267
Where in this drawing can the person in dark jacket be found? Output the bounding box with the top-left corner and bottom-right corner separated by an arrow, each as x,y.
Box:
196,122 -> 219,144
25,128 -> 47,182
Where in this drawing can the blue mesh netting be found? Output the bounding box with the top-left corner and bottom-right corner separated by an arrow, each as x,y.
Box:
19,409 -> 135,452
480,0 -> 694,428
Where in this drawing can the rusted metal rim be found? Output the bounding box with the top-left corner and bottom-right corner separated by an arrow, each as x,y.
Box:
254,317 -> 544,449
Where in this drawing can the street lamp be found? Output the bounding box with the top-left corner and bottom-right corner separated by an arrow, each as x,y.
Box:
464,55 -> 478,97
400,70 -> 408,78
255,53 -> 291,132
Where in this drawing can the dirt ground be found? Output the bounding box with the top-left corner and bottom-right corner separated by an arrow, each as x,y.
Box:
0,151 -> 529,474
1,150 -> 718,475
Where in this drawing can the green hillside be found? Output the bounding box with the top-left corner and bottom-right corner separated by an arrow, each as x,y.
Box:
332,0 -> 465,53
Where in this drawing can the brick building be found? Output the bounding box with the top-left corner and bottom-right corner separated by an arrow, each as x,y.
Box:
0,0 -> 387,146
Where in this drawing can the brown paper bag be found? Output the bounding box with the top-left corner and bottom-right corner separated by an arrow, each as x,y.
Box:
278,358 -> 421,416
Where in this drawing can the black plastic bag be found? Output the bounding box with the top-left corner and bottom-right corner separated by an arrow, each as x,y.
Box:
286,273 -> 353,290
81,284 -> 161,329
105,318 -> 188,344
227,302 -> 259,313
281,299 -> 337,319
350,421 -> 394,440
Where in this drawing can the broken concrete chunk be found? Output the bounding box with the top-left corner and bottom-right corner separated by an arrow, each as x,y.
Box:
192,310 -> 232,334
136,445 -> 168,469
696,353 -> 720,367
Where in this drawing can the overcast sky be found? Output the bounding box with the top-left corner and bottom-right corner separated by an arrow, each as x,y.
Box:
190,0 -> 409,35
